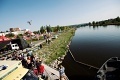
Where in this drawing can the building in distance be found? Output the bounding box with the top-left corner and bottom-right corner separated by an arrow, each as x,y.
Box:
10,28 -> 21,32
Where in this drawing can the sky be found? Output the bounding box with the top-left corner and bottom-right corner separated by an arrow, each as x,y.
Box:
0,0 -> 120,31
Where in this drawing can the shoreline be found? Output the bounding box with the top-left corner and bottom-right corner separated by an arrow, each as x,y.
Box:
36,28 -> 76,69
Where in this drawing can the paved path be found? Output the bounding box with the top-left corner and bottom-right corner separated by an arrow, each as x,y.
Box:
43,63 -> 59,76
43,63 -> 60,80
33,40 -> 46,47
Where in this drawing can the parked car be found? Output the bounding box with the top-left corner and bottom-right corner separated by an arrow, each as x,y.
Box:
52,35 -> 58,39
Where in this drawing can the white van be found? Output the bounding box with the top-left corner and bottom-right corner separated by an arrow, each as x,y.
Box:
7,43 -> 19,50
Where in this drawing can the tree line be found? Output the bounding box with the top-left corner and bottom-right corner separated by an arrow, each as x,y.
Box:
69,16 -> 120,28
89,16 -> 120,26
33,25 -> 70,34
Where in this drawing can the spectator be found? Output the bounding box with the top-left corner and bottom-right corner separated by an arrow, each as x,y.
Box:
22,57 -> 28,68
37,60 -> 45,79
40,44 -> 42,48
59,65 -> 67,80
32,67 -> 38,76
26,56 -> 33,69
27,50 -> 33,57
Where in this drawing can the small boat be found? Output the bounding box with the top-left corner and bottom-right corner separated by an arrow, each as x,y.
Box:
95,57 -> 120,80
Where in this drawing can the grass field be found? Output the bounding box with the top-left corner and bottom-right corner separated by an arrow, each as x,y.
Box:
37,28 -> 75,64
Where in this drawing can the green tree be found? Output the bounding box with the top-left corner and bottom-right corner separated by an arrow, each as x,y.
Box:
33,31 -> 39,34
88,22 -> 92,26
115,16 -> 120,22
5,33 -> 15,38
60,26 -> 65,31
40,26 -> 45,34
6,30 -> 9,32
46,25 -> 52,33
53,27 -> 58,32
18,34 -> 23,37
57,25 -> 60,31
92,21 -> 96,26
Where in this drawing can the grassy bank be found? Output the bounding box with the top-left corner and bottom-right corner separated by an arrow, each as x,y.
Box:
37,28 -> 75,64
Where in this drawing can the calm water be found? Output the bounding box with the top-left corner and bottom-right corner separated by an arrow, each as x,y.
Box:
62,25 -> 120,80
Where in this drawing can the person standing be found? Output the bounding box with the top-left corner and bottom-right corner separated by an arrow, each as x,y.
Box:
59,65 -> 67,80
37,60 -> 45,79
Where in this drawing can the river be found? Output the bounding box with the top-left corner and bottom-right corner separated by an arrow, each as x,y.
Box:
61,25 -> 120,80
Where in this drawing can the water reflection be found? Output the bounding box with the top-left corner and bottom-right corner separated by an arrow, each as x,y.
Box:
62,51 -> 98,80
62,25 -> 120,80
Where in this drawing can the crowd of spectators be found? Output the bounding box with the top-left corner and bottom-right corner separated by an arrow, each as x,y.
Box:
0,50 -> 23,60
21,51 -> 45,79
0,49 -> 45,79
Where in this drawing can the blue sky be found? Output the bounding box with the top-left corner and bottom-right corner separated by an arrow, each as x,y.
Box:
0,0 -> 120,31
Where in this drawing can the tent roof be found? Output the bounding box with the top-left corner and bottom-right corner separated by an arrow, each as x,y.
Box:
0,36 -> 10,42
